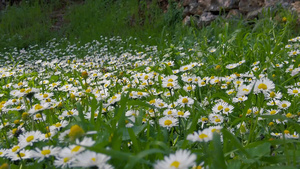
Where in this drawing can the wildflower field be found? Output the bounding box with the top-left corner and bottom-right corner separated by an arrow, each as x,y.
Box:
1,2 -> 300,169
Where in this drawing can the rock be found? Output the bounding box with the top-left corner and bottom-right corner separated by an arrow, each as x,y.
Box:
226,9 -> 242,18
291,1 -> 300,22
239,0 -> 264,12
197,12 -> 217,27
183,0 -> 198,7
246,8 -> 263,20
183,2 -> 204,17
191,2 -> 204,15
183,15 -> 191,25
197,0 -> 239,12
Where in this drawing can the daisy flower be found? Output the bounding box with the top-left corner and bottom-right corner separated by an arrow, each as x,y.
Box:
287,88 -> 300,96
176,96 -> 194,107
32,146 -> 61,162
107,94 -> 121,104
28,103 -> 50,114
209,113 -> 224,125
75,137 -> 95,147
183,84 -> 196,92
159,116 -> 178,128
222,104 -> 234,115
226,63 -> 239,69
266,109 -> 280,115
71,150 -> 113,168
278,100 -> 291,110
180,64 -> 192,72
212,101 -> 228,113
265,91 -> 282,100
18,130 -> 42,147
9,149 -> 33,161
236,83 -> 254,97
232,95 -> 248,103
253,78 -> 275,94
187,128 -> 213,142
163,109 -> 177,116
154,149 -> 196,169
174,110 -> 190,118
271,132 -> 282,138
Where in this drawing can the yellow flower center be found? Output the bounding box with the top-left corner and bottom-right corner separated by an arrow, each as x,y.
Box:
215,119 -> 221,123
167,83 -> 174,87
282,103 -> 287,108
224,108 -> 230,112
293,89 -> 298,94
286,113 -> 292,118
182,98 -> 188,104
12,128 -> 17,134
199,133 -> 208,139
20,88 -> 25,93
34,104 -> 43,110
217,105 -> 223,111
55,123 -> 62,127
242,88 -> 249,92
91,157 -> 96,162
258,83 -> 267,90
12,146 -> 20,152
202,117 -> 208,121
183,67 -> 188,70
270,92 -> 276,98
43,94 -> 48,98
149,100 -> 155,104
71,146 -> 81,152
63,157 -> 70,163
45,132 -> 51,138
18,153 -> 25,157
170,161 -> 180,168
36,114 -> 42,118
41,150 -> 51,155
69,125 -> 85,140
112,96 -> 117,100
187,86 -> 192,90
177,111 -> 184,116
270,110 -> 276,115
167,111 -> 173,115
164,120 -> 172,126
26,135 -> 34,142
67,111 -> 74,115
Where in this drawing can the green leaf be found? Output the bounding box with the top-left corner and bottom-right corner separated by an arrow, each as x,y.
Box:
76,102 -> 85,122
211,133 -> 227,169
123,124 -> 147,140
246,142 -> 271,158
222,128 -> 251,158
124,148 -> 165,169
227,160 -> 242,169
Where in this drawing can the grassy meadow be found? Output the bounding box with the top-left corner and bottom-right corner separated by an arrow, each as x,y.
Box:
1,0 -> 300,168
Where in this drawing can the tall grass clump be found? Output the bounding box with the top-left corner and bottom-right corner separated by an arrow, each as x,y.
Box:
1,2 -> 300,169
63,0 -> 182,45
0,1 -> 55,50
